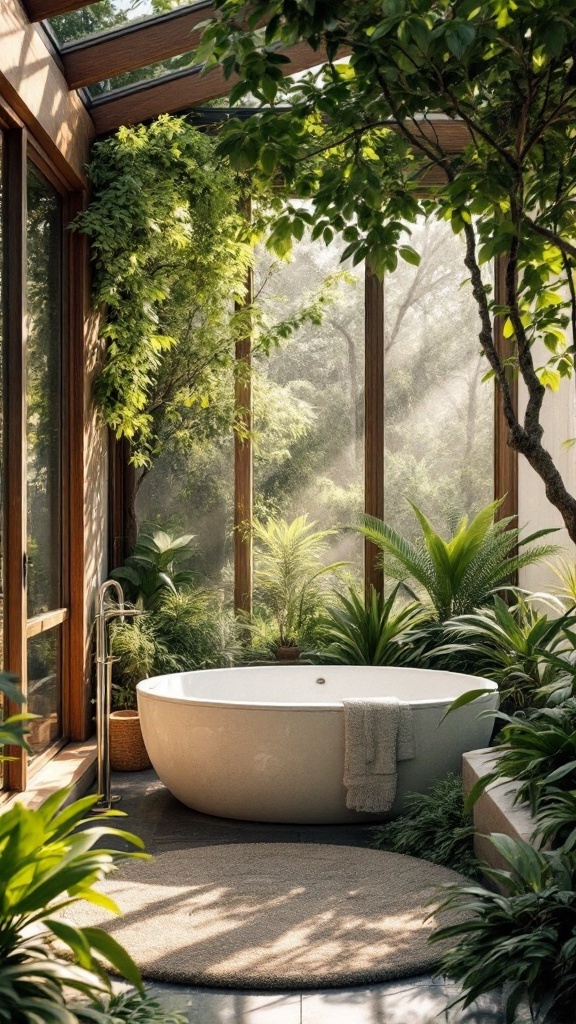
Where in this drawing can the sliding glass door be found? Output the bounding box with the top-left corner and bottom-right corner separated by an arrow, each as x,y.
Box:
25,165 -> 65,758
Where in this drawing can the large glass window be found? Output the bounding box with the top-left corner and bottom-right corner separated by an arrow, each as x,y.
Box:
48,0 -> 200,45
26,165 -> 63,756
254,234 -> 365,576
0,132 -> 4,782
383,218 -> 494,539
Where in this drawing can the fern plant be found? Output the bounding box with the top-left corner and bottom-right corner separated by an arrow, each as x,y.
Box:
110,590 -> 237,708
372,773 -> 480,879
358,499 -> 556,621
251,515 -> 347,649
311,584 -> 428,665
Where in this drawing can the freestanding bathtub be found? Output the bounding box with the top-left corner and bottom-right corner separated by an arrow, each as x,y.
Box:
137,665 -> 498,824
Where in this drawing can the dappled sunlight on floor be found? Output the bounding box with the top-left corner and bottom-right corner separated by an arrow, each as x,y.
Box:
91,770 -> 516,1021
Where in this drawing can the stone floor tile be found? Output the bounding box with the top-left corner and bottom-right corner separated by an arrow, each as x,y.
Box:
143,983 -> 301,1023
301,981 -> 509,1024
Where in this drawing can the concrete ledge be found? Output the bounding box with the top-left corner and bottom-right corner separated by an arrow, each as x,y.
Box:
1,740 -> 97,811
463,747 -> 540,875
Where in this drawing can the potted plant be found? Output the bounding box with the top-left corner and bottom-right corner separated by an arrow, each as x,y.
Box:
249,515 -> 348,662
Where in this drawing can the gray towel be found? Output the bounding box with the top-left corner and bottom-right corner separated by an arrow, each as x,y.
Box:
343,697 -> 415,813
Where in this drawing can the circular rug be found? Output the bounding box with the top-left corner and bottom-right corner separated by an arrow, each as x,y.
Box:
61,844 -> 466,989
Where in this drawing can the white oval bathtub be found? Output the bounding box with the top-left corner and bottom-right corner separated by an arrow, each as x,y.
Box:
137,665 -> 498,824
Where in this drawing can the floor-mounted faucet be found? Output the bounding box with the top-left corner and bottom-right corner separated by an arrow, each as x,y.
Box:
92,579 -> 139,812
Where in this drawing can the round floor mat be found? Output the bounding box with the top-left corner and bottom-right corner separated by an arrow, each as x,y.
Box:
61,843 -> 466,989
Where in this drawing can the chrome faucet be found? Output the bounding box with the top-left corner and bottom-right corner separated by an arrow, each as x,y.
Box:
92,580 -> 140,812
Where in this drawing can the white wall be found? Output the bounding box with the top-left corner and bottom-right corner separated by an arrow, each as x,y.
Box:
518,374 -> 576,593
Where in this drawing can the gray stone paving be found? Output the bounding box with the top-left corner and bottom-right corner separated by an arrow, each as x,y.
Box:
103,770 -> 521,1024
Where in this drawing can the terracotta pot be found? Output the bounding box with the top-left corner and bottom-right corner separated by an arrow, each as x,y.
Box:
109,710 -> 152,772
275,646 -> 301,663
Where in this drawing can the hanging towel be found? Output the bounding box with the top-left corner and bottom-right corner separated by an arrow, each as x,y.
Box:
343,697 -> 415,813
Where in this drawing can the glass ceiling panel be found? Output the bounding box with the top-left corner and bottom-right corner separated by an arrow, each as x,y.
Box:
49,0 -> 201,47
86,48 -> 197,97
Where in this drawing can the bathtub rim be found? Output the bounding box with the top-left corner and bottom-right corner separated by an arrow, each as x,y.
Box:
137,665 -> 499,713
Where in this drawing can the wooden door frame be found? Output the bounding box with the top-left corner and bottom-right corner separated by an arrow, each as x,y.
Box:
1,110 -> 89,790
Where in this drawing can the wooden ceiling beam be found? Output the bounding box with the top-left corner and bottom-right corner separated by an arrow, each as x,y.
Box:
61,3 -> 215,90
90,41 -> 343,135
23,0 -> 100,21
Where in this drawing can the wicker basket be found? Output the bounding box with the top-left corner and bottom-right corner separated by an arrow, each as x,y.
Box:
109,710 -> 152,772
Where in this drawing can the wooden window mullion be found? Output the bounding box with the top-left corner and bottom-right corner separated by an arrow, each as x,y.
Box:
364,261 -> 385,599
234,199 -> 253,616
2,127 -> 28,791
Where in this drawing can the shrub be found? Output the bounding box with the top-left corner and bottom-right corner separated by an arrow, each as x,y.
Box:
250,514 -> 347,651
110,529 -> 196,611
372,774 -> 481,880
311,584 -> 428,665
431,834 -> 576,1024
436,596 -> 576,713
75,988 -> 187,1023
358,500 -> 556,621
468,699 -> 576,816
110,589 -> 237,708
0,787 -> 147,1024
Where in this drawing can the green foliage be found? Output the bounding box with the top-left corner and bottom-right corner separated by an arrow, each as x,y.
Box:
437,595 -> 576,712
75,116 -> 251,465
0,787 -> 147,1024
311,584 -> 428,665
199,0 -> 576,542
358,500 -> 556,621
533,789 -> 576,852
0,673 -> 35,758
250,514 -> 348,648
110,529 -> 196,611
110,590 -> 238,708
372,774 -> 481,880
74,988 -> 187,1024
468,700 -> 576,817
547,557 -> 576,607
431,834 -> 576,1024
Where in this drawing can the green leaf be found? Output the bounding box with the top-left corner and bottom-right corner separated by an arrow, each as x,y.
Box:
81,928 -> 143,992
445,22 -> 476,60
398,245 -> 421,266
439,688 -> 495,724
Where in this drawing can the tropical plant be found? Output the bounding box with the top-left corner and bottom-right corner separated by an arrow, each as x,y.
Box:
310,584 -> 428,665
436,596 -> 576,712
467,700 -> 576,815
202,2 -> 576,546
372,774 -> 480,880
0,786 -> 147,1024
532,788 -> 576,852
358,500 -> 556,622
110,589 -> 237,708
74,988 -> 187,1024
0,672 -> 35,756
250,514 -> 348,650
547,557 -> 576,608
431,834 -> 576,1024
110,529 -> 196,611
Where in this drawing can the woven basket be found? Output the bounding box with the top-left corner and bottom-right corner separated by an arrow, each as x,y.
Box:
109,710 -> 152,772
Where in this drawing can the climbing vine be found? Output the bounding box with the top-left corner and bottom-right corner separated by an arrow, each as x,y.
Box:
76,115 -> 253,465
